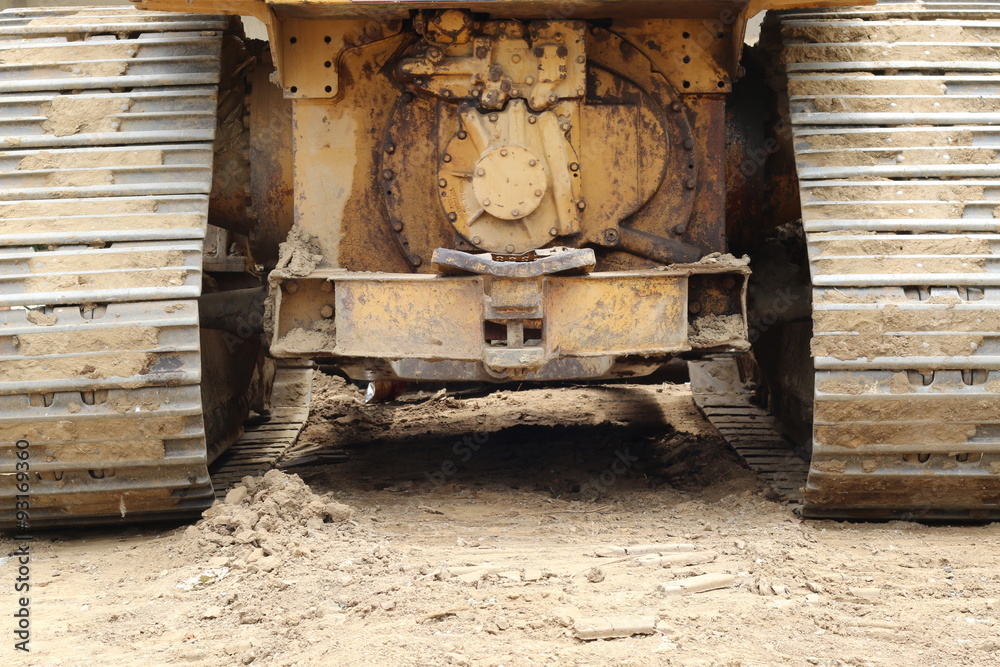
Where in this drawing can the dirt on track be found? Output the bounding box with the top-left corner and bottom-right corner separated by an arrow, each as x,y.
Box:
4,372 -> 1000,667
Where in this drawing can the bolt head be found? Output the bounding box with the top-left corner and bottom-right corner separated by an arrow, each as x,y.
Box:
685,179 -> 697,190
385,143 -> 396,154
505,244 -> 515,253
410,255 -> 423,267
489,113 -> 499,122
472,236 -> 482,245
671,101 -> 682,112
320,281 -> 334,292
382,169 -> 394,180
570,162 -> 580,171
528,159 -> 536,167
673,223 -> 687,235
284,280 -> 299,294
512,209 -> 520,217
576,200 -> 587,210
534,189 -> 543,197
683,138 -> 695,150
320,305 -> 334,318
442,154 -> 452,163
482,199 -> 491,207
500,149 -> 508,157
549,93 -> 558,102
528,115 -> 537,124
476,167 -> 486,176
447,212 -> 458,222
457,130 -> 468,140
549,227 -> 559,236
438,178 -> 448,188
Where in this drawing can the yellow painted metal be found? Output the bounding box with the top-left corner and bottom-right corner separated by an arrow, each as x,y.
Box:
270,265 -> 748,369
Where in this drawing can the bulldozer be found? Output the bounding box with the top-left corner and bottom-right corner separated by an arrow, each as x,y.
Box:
2,0 -> 1000,528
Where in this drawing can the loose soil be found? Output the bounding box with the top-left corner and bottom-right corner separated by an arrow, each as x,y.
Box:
3,373 -> 1000,666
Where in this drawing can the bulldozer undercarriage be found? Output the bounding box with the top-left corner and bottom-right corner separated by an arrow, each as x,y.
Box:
2,0 -> 1000,527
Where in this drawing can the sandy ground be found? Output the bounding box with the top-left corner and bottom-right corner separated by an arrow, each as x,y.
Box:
4,372 -> 1000,667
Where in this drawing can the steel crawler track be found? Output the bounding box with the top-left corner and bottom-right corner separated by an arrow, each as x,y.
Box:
697,0 -> 1000,520
0,7 -> 225,528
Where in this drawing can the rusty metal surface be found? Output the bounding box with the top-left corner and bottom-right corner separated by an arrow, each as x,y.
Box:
270,261 -> 749,380
433,246 -> 595,277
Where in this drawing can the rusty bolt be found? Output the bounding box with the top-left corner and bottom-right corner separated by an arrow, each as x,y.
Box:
576,55 -> 585,64
505,244 -> 515,253
685,179 -> 697,190
320,281 -> 334,293
500,80 -> 511,92
472,236 -> 482,245
489,113 -> 499,122
549,227 -> 559,236
457,130 -> 467,140
511,54 -> 521,63
447,212 -> 458,222
438,178 -> 448,188
570,162 -> 580,171
284,280 -> 299,294
561,123 -> 571,132
512,209 -> 520,217
674,223 -> 687,234
671,101 -> 682,112
525,76 -> 535,85
500,148 -> 508,157
528,159 -> 536,166
385,143 -> 396,154
549,93 -> 559,103
528,115 -> 537,124
476,167 -> 486,176
683,138 -> 695,150
483,199 -> 491,206
442,153 -> 452,163
603,228 -> 619,244
320,305 -> 334,319
689,300 -> 702,314
534,189 -> 543,197
382,169 -> 394,180
392,220 -> 404,232
410,254 -> 423,267
576,200 -> 587,210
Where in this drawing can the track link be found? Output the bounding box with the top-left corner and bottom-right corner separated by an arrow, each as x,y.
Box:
699,1 -> 1000,520
0,7 -> 225,528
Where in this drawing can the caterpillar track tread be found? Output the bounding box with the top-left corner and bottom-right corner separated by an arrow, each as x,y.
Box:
0,7 -> 224,529
696,0 -> 1000,520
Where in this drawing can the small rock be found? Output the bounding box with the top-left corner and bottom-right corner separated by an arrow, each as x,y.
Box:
585,567 -> 605,583
225,487 -> 249,505
498,570 -> 521,582
209,556 -> 230,568
849,587 -> 883,600
200,606 -> 223,619
806,581 -> 824,594
380,599 -> 396,611
522,569 -> 543,582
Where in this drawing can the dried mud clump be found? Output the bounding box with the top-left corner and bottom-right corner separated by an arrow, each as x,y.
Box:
183,469 -> 353,559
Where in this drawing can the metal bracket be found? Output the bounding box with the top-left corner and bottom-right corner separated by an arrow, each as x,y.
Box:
432,246 -> 595,277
